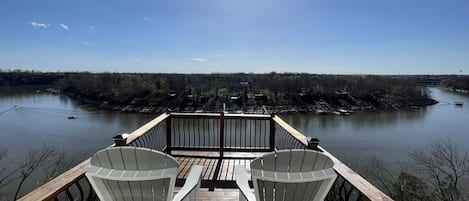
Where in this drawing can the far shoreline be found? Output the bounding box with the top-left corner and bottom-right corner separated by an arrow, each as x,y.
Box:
61,89 -> 438,115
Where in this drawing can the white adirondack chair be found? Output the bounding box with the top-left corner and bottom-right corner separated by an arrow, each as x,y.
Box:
86,146 -> 203,201
235,149 -> 337,201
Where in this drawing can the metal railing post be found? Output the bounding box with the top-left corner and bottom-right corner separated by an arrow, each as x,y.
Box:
166,111 -> 172,154
219,112 -> 225,157
269,113 -> 275,151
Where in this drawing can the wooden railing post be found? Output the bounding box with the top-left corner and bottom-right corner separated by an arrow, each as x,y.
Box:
307,137 -> 320,151
166,111 -> 172,154
113,133 -> 130,146
269,113 -> 275,151
219,112 -> 225,157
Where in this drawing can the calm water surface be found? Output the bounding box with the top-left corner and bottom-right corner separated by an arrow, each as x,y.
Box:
281,88 -> 469,164
1,87 -> 468,167
0,86 -> 154,163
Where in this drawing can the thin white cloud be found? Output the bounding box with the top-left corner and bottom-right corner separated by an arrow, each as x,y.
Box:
87,26 -> 95,32
192,58 -> 208,63
143,17 -> 151,21
82,41 -> 91,45
60,24 -> 69,30
31,21 -> 49,28
154,52 -> 159,56
217,53 -> 225,57
133,58 -> 142,62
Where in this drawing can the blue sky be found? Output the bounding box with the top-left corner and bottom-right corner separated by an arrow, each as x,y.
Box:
0,0 -> 468,74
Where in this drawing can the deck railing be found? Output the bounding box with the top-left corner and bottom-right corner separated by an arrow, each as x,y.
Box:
168,113 -> 273,155
19,112 -> 392,201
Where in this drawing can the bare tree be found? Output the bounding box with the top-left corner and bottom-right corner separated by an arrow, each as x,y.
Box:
408,139 -> 469,201
366,157 -> 397,196
365,140 -> 469,201
13,145 -> 56,200
368,157 -> 432,201
42,149 -> 76,182
0,149 -> 18,200
0,145 -> 78,200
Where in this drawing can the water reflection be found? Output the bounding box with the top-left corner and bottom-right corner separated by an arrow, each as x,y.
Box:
282,108 -> 428,134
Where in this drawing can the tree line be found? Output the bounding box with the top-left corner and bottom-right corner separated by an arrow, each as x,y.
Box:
439,76 -> 469,92
0,71 -> 438,112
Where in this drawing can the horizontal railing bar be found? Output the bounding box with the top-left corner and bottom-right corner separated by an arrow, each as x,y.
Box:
173,155 -> 258,160
18,159 -> 91,201
172,147 -> 271,152
170,112 -> 271,120
224,113 -> 271,120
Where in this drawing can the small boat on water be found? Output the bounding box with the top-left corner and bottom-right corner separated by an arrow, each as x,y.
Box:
454,101 -> 464,106
315,109 -> 329,115
332,111 -> 341,115
68,115 -> 77,119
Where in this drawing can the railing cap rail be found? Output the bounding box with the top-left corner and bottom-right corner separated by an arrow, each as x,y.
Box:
125,113 -> 169,145
169,112 -> 271,119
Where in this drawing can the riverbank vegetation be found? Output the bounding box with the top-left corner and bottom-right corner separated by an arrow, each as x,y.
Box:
440,76 -> 469,93
0,70 -> 438,113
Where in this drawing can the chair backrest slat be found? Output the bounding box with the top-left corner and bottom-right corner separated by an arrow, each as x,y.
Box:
289,151 -> 305,171
256,180 -> 265,201
274,152 -> 290,171
274,183 -> 286,201
283,183 -> 296,201
264,180 -> 274,201
300,151 -> 317,171
107,148 -> 126,169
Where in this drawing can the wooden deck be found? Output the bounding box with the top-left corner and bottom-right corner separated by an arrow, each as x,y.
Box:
175,188 -> 240,201
172,151 -> 264,189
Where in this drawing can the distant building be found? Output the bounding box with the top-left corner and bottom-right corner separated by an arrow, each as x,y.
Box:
254,94 -> 267,101
240,82 -> 249,87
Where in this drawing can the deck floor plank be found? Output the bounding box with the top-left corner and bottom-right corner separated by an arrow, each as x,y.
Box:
174,188 -> 240,201
174,151 -> 257,187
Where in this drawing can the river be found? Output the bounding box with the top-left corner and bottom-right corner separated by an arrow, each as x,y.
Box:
0,86 -> 468,197
281,88 -> 469,165
0,86 -> 154,164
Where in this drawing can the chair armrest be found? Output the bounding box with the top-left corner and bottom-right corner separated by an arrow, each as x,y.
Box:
235,166 -> 256,201
172,165 -> 203,201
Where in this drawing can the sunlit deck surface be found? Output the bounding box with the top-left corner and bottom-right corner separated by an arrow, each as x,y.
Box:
174,151 -> 263,188
19,112 -> 393,201
174,188 -> 239,201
